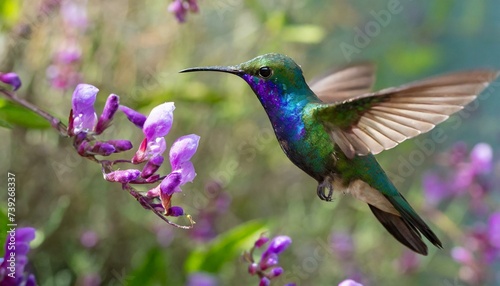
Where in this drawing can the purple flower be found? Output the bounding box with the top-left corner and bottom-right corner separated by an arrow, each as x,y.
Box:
160,172 -> 183,197
254,236 -> 270,248
168,0 -> 199,23
80,230 -> 99,248
470,143 -> 493,174
0,227 -> 36,285
168,0 -> 188,22
259,277 -> 271,286
105,169 -> 141,183
261,235 -> 292,259
331,232 -> 354,260
141,155 -> 165,179
245,234 -> 293,285
105,140 -> 133,152
96,94 -> 120,134
451,246 -> 474,264
488,212 -> 500,249
186,272 -> 219,286
423,172 -> 450,205
167,206 -> 184,217
0,72 -> 22,90
71,84 -> 98,134
338,279 -> 363,286
61,0 -> 88,29
396,250 -> 420,274
132,103 -> 175,163
120,105 -> 147,128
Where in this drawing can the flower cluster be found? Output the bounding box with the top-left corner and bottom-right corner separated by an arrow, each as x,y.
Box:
68,83 -> 200,227
451,212 -> 500,285
46,0 -> 87,90
423,142 -> 493,212
243,234 -> 294,286
168,0 -> 199,23
423,142 -> 499,284
0,227 -> 37,285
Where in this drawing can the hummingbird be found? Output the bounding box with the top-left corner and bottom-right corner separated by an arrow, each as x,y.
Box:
180,53 -> 499,255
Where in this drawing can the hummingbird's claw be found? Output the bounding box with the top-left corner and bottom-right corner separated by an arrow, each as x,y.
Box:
317,180 -> 333,202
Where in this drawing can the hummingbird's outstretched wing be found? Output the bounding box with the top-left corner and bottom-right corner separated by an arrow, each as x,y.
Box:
315,70 -> 499,159
309,63 -> 376,102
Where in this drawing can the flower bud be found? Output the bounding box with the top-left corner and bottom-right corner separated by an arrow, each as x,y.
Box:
0,72 -> 22,90
105,169 -> 140,183
96,94 -> 119,134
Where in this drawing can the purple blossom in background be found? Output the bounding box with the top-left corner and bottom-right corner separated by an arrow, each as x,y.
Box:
244,234 -> 294,285
451,212 -> 500,284
338,279 -> 363,286
395,250 -> 420,275
46,0 -> 87,89
423,142 -> 493,210
331,232 -> 354,260
189,181 -> 230,242
80,230 -> 99,248
186,272 -> 219,286
0,72 -> 22,90
0,227 -> 37,285
168,0 -> 199,23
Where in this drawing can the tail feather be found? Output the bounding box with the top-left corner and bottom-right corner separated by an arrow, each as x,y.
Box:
369,205 -> 428,255
369,193 -> 443,255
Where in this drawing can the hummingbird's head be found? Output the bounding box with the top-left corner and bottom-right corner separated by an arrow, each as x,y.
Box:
180,53 -> 311,107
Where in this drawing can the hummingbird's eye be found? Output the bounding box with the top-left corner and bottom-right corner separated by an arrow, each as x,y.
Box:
258,66 -> 272,78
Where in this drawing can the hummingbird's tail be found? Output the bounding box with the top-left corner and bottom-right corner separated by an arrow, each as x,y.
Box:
368,195 -> 442,255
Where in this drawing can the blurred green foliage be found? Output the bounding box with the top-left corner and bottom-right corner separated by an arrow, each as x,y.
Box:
0,0 -> 500,285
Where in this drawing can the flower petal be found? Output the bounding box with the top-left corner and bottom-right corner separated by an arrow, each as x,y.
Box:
143,102 -> 175,141
72,84 -> 98,133
96,94 -> 120,134
0,72 -> 22,90
470,143 -> 493,174
104,169 -> 140,183
170,134 -> 200,170
120,105 -> 147,129
178,161 -> 196,185
141,155 -> 164,179
262,235 -> 292,259
160,172 -> 182,196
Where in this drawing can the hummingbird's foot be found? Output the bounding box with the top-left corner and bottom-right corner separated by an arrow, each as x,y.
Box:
317,181 -> 333,202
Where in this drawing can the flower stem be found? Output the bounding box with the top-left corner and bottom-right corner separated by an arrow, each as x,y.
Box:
0,88 -> 68,136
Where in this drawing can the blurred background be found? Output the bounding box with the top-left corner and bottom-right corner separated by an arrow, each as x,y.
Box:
1,0 -> 500,285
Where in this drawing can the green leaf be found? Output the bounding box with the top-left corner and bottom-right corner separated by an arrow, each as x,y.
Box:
0,117 -> 12,128
127,247 -> 168,286
0,101 -> 51,129
0,0 -> 20,27
185,220 -> 267,274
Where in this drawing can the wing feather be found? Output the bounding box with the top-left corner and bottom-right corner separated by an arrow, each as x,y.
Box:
310,63 -> 376,102
315,70 -> 499,158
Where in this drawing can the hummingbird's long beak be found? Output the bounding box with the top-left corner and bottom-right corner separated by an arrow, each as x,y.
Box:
179,66 -> 243,75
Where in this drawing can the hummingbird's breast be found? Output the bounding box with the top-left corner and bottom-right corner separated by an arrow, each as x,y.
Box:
270,103 -> 336,181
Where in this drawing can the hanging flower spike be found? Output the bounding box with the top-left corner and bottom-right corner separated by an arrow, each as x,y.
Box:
95,94 -> 120,134
132,102 -> 175,163
71,84 -> 98,135
0,72 -> 22,91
